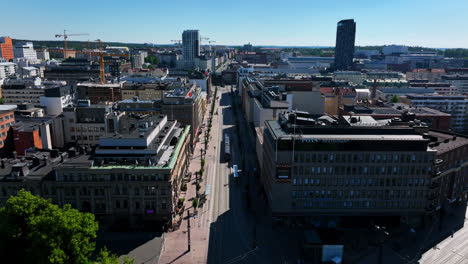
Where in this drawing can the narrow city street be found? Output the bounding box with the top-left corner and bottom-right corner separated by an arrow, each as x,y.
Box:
159,86 -> 300,264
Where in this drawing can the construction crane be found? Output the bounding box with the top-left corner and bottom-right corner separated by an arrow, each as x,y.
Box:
55,30 -> 89,59
53,39 -> 129,84
95,39 -> 129,84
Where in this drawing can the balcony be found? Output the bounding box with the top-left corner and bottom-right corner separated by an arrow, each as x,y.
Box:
430,181 -> 440,189
433,159 -> 443,165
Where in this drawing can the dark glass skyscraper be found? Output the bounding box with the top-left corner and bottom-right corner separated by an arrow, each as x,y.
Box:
334,19 -> 356,71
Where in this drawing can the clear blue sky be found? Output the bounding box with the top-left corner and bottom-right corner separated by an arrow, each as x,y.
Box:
2,0 -> 467,48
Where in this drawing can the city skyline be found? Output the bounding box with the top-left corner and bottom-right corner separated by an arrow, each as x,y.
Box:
2,0 -> 468,48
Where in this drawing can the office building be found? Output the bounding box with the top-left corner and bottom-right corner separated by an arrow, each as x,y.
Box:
39,85 -> 74,116
409,82 -> 457,95
441,75 -> 468,94
243,43 -> 253,52
62,101 -> 116,146
0,105 -> 16,149
13,42 -> 37,61
321,87 -> 356,115
0,62 -> 16,78
406,69 -> 445,82
428,131 -> 468,209
182,30 -> 200,61
0,115 -> 191,228
333,71 -> 366,85
132,53 -> 145,69
44,59 -> 100,83
382,45 -> 408,56
55,115 -> 191,226
334,19 -> 356,70
0,37 -> 14,61
121,82 -> 174,101
36,49 -> 50,61
261,111 -> 438,227
402,94 -> 468,134
77,82 -> 124,104
340,104 -> 451,131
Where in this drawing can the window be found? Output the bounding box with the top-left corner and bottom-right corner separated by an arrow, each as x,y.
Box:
70,127 -> 75,132
293,179 -> 296,185
69,119 -> 74,123
305,179 -> 308,184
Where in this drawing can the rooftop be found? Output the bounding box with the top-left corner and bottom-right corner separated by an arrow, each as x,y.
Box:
428,131 -> 468,154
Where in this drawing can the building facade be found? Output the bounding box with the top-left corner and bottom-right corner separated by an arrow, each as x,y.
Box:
261,112 -> 438,227
182,30 -> 200,62
0,116 -> 191,229
13,42 -> 37,61
334,19 -> 356,71
0,37 -> 14,61
402,94 -> 468,134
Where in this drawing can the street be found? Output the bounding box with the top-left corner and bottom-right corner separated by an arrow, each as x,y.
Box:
159,86 -> 300,264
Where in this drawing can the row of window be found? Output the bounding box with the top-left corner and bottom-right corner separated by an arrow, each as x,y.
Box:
62,186 -> 167,196
292,200 -> 426,209
293,153 -> 432,164
292,166 -> 431,177
70,126 -> 105,132
292,177 -> 428,187
292,188 -> 428,199
0,114 -> 14,122
58,173 -> 170,182
71,135 -> 101,141
0,122 -> 14,130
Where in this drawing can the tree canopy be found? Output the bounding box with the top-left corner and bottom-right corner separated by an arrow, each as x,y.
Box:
390,94 -> 399,103
0,189 -> 98,264
144,55 -> 159,65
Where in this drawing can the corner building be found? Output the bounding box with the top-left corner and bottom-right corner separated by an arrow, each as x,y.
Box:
262,112 -> 438,227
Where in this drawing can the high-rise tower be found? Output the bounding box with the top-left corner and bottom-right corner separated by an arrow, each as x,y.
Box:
335,19 -> 356,71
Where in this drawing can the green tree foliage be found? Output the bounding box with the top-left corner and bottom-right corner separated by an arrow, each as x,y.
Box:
390,94 -> 399,103
95,247 -> 134,264
144,55 -> 159,65
192,198 -> 199,208
444,48 -> 468,58
0,189 -> 98,264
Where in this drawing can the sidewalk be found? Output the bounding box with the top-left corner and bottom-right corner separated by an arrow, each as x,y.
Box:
158,93 -> 220,264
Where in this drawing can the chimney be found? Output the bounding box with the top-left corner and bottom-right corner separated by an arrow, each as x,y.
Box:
371,79 -> 377,100
12,151 -> 17,160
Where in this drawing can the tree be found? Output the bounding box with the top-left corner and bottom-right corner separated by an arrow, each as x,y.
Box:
96,247 -> 134,264
192,198 -> 199,209
0,189 -> 98,264
390,94 -> 399,103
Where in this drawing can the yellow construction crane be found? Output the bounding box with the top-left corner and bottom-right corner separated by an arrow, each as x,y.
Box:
55,30 -> 89,58
95,39 -> 129,84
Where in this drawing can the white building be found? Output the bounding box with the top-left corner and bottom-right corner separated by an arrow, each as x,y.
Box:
132,53 -> 145,68
382,45 -> 408,55
333,71 -> 366,84
13,42 -> 37,61
36,49 -> 50,61
0,62 -> 16,78
39,85 -> 74,116
21,66 -> 39,78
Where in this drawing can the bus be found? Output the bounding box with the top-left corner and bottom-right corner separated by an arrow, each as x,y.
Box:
224,134 -> 231,161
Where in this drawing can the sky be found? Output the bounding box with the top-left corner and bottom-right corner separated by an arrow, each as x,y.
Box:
2,0 -> 468,48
